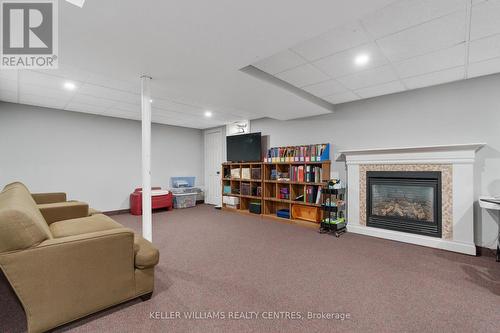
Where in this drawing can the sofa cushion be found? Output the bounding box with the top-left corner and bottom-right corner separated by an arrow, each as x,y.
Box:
38,201 -> 89,224
32,192 -> 67,204
50,214 -> 123,238
134,235 -> 159,269
0,186 -> 53,253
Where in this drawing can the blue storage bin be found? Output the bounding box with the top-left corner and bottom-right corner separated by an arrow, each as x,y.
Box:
277,209 -> 290,219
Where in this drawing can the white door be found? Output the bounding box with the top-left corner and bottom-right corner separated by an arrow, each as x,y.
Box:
204,129 -> 223,205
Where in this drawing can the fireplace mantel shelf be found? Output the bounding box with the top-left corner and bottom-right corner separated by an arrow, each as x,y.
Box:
337,143 -> 485,161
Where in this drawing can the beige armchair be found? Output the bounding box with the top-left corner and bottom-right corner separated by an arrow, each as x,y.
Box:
0,183 -> 159,333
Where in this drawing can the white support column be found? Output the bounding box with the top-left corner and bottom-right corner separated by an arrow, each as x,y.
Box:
141,75 -> 152,242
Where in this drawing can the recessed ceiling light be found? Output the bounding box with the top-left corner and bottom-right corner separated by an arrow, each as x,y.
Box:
354,53 -> 370,67
150,99 -> 153,103
63,82 -> 76,91
204,110 -> 213,118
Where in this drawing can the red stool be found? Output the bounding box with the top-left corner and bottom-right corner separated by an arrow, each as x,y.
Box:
130,187 -> 173,215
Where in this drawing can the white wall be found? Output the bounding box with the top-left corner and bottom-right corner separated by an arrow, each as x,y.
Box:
251,74 -> 500,249
0,102 -> 203,211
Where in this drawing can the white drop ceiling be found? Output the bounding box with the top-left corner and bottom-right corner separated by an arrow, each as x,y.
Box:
253,0 -> 500,105
0,66 -> 243,129
1,0 -> 500,129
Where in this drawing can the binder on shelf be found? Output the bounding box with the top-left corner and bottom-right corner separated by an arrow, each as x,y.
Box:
298,166 -> 304,182
266,143 -> 330,164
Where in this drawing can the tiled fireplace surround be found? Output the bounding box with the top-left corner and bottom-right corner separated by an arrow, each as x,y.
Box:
338,144 -> 484,255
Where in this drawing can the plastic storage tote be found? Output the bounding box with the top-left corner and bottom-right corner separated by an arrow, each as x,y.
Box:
173,193 -> 197,209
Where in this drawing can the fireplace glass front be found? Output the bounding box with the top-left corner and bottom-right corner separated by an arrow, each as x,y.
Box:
366,171 -> 441,237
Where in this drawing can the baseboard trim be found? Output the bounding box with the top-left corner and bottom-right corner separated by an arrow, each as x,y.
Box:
476,246 -> 497,258
347,224 -> 476,255
103,209 -> 130,216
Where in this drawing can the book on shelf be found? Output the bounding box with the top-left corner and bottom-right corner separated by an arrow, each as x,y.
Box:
279,187 -> 290,200
304,185 -> 319,204
289,165 -> 322,183
315,187 -> 322,205
265,143 -> 330,163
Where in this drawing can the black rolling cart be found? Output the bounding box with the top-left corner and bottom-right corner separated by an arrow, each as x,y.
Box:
319,181 -> 346,237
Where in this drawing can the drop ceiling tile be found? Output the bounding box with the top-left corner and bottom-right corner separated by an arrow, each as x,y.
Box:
291,20 -> 370,61
104,108 -> 141,120
362,0 -> 465,38
19,70 -> 85,92
470,0 -> 500,40
152,114 -> 190,125
151,98 -> 204,115
469,33 -> 500,63
355,80 -> 406,98
377,11 -> 466,62
152,108 -> 182,119
253,49 -> 306,75
275,64 -> 329,87
301,79 -> 347,97
70,94 -> 116,108
467,57 -> 500,78
112,102 -> 140,113
336,65 -> 399,90
152,118 -> 177,126
152,107 -> 202,121
85,73 -> 140,93
402,66 -> 464,89
148,97 -> 175,110
313,42 -> 389,78
20,82 -> 74,100
31,64 -> 91,82
394,43 -> 465,78
65,102 -> 108,115
323,91 -> 360,104
19,94 -> 68,110
78,83 -> 141,104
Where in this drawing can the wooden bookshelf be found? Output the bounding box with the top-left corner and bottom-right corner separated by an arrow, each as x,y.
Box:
262,160 -> 330,225
221,160 -> 331,227
221,162 -> 263,214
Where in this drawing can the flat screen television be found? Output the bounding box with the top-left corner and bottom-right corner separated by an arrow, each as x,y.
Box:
227,132 -> 262,162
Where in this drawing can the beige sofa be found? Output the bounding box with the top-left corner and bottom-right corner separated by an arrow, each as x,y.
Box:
0,182 -> 159,333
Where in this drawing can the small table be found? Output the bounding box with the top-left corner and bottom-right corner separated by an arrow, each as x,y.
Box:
479,197 -> 500,262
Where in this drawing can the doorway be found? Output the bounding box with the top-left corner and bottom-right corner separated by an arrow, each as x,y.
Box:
204,128 -> 223,205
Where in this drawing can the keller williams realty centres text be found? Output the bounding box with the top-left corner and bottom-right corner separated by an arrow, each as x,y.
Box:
149,311 -> 351,321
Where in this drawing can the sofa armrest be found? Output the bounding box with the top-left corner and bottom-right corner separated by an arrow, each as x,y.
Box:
0,228 -> 136,333
32,192 -> 67,204
38,201 -> 90,224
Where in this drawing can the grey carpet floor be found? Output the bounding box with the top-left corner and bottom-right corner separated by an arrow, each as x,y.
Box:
1,204 -> 499,332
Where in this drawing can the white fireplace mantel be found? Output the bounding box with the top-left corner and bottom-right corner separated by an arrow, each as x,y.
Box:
338,143 -> 485,255
337,143 -> 485,165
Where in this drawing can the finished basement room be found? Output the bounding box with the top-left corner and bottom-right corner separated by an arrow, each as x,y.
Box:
0,0 -> 499,332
